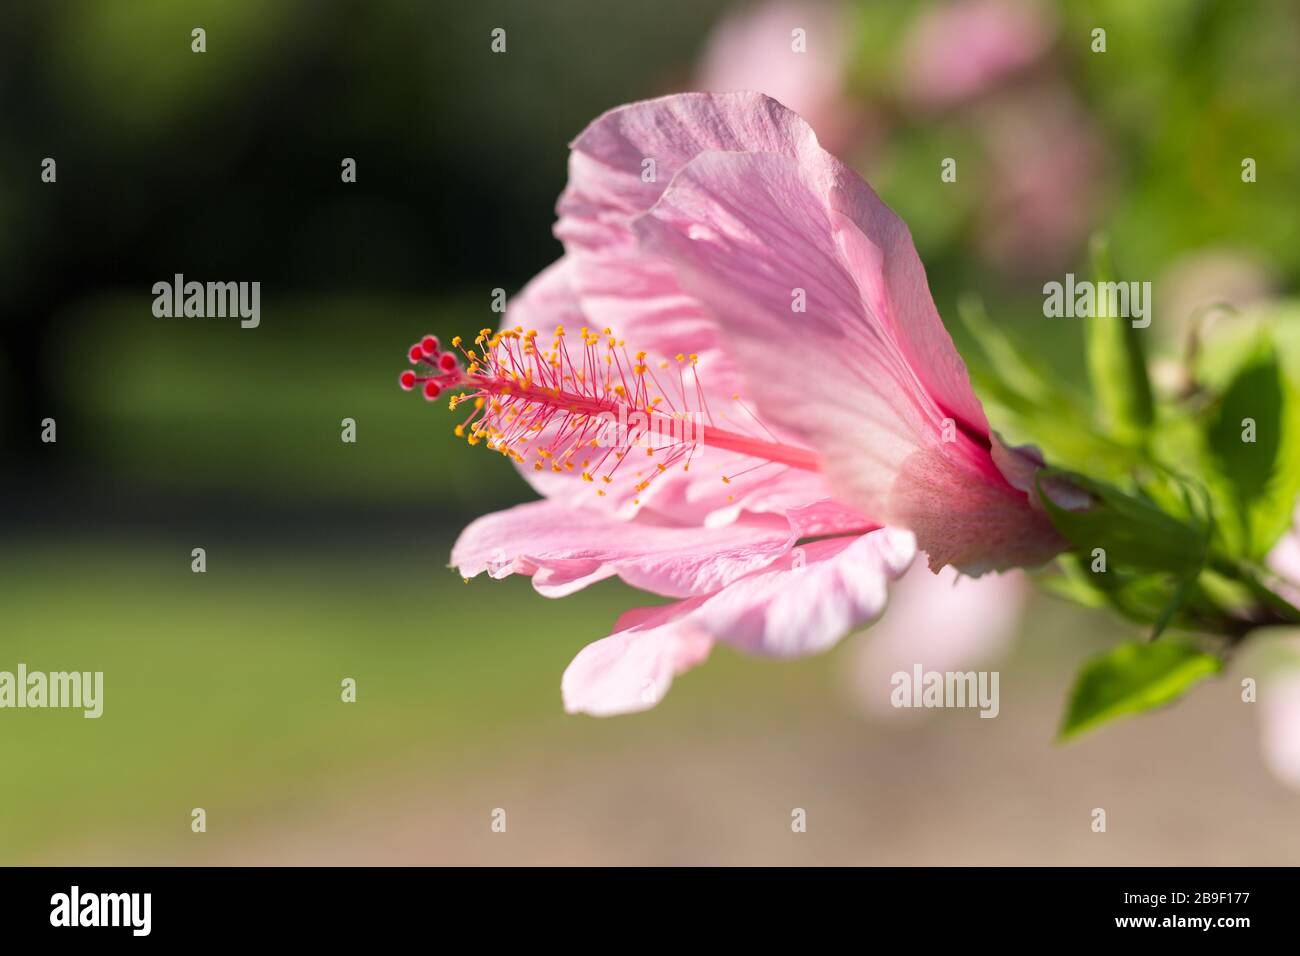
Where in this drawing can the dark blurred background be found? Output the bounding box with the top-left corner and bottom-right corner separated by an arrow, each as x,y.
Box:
2,0 -> 1299,864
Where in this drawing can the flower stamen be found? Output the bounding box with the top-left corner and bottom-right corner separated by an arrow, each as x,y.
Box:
399,329 -> 820,499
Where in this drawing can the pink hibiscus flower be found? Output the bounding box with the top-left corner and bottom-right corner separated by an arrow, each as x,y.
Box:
899,0 -> 1055,113
400,93 -> 1064,715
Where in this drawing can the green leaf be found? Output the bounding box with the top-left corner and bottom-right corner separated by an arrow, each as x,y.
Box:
1199,334 -> 1300,558
1058,639 -> 1223,741
1084,235 -> 1154,444
1222,558 -> 1300,627
1036,470 -> 1208,575
1042,554 -> 1246,637
1036,471 -> 1235,635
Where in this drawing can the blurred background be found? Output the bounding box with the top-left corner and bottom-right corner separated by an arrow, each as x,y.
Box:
2,0 -> 1299,864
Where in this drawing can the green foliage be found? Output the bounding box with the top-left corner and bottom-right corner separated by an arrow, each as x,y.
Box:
967,270 -> 1300,739
1084,236 -> 1155,444
1196,333 -> 1300,559
1058,639 -> 1223,741
1024,310 -> 1300,734
1036,470 -> 1218,644
1036,470 -> 1209,576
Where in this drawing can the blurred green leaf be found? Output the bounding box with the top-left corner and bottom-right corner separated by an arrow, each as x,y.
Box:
1044,554 -> 1184,628
1043,553 -> 1252,639
1084,235 -> 1154,444
1058,639 -> 1222,741
1199,335 -> 1300,558
958,295 -> 1134,481
958,294 -> 1064,410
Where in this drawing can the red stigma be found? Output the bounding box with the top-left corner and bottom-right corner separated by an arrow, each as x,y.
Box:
398,333 -> 466,400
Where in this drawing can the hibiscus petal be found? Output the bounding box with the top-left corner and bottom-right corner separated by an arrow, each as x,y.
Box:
556,96 -> 808,431
561,609 -> 714,717
557,91 -> 818,256
555,93 -> 819,365
561,92 -> 989,438
707,529 -> 917,657
451,499 -> 797,599
501,254 -> 858,529
634,146 -> 1061,571
562,527 -> 916,715
514,96 -> 899,528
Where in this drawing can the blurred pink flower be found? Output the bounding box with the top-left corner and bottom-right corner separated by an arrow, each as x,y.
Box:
899,0 -> 1055,112
1261,672 -> 1300,789
1258,645 -> 1300,791
1267,507 -> 1300,609
847,564 -> 1027,718
975,86 -> 1107,275
404,93 -> 1064,714
697,0 -> 860,153
1252,511 -> 1300,790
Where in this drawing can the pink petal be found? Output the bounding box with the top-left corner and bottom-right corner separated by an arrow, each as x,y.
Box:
541,96 -> 891,527
556,92 -> 818,258
502,254 -> 858,528
560,92 -> 989,441
634,145 -> 1060,571
707,528 -> 917,658
562,527 -> 916,715
556,94 -> 816,416
451,499 -> 798,599
561,609 -> 714,717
